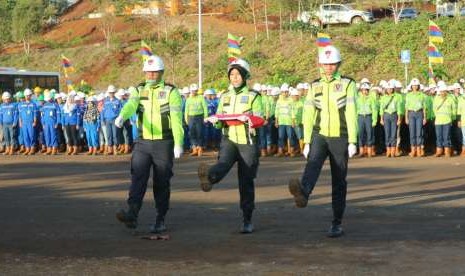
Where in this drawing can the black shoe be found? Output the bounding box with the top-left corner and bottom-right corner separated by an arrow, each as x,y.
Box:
240,221 -> 254,234
288,178 -> 308,208
116,209 -> 138,229
327,224 -> 344,238
150,219 -> 167,234
198,163 -> 213,192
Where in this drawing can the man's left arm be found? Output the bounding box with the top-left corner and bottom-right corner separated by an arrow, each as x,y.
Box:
169,88 -> 184,148
345,80 -> 358,144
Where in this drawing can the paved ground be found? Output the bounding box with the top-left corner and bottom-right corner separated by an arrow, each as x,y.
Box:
1,153 -> 465,275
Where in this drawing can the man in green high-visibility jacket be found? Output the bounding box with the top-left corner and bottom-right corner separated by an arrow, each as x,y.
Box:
185,83 -> 207,156
288,45 -> 358,238
198,59 -> 264,234
115,55 -> 184,234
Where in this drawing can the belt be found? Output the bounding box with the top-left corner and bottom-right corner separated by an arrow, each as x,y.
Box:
408,109 -> 423,112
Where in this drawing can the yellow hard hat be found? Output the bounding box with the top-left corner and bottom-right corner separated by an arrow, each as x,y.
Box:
34,86 -> 42,93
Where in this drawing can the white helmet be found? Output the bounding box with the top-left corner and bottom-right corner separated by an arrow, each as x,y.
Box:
189,83 -> 199,92
260,84 -> 268,91
409,78 -> 421,86
228,59 -> 251,79
289,87 -> 299,96
360,83 -> 371,90
360,78 -> 371,84
2,91 -> 11,99
280,83 -> 289,92
44,93 -> 53,101
24,88 -> 33,96
181,86 -> 190,95
107,85 -> 117,93
252,83 -> 262,92
143,55 -> 164,72
271,87 -> 281,96
296,83 -> 305,90
318,45 -> 341,64
204,88 -> 216,95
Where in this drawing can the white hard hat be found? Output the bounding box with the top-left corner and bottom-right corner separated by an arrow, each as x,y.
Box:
228,59 -> 251,79
54,93 -> 63,99
86,96 -> 96,102
116,88 -> 126,97
280,83 -> 289,92
204,88 -> 216,95
77,92 -> 85,98
107,85 -> 117,93
360,78 -> 370,84
60,92 -> 68,99
360,83 -> 371,90
371,86 -> 382,93
96,94 -> 105,102
436,80 -> 446,87
452,83 -> 462,90
2,91 -> 11,99
437,84 -> 448,93
189,83 -> 199,92
24,88 -> 33,96
253,83 -> 262,92
379,80 -> 388,89
44,93 -> 52,101
271,87 -> 281,96
303,83 -> 309,89
289,87 -> 299,96
409,78 -> 421,87
318,45 -> 341,64
260,84 -> 268,91
395,80 -> 403,89
181,87 -> 190,95
267,85 -> 273,91
296,83 -> 305,90
143,55 -> 164,72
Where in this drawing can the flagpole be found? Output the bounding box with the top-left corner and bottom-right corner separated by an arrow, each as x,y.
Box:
198,0 -> 202,90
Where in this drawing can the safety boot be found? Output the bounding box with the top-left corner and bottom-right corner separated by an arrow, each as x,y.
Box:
86,147 -> 93,155
371,146 -> 377,156
71,146 -> 78,155
197,146 -> 203,157
461,146 -> 465,157
51,147 -> 58,155
445,147 -> 452,157
386,147 -> 391,158
366,146 -> 373,158
417,146 -> 424,157
198,163 -> 213,192
275,148 -> 285,157
150,215 -> 167,234
327,223 -> 344,238
113,146 -> 118,155
27,146 -> 36,155
260,149 -> 267,158
8,146 -> 15,155
266,146 -> 272,156
409,146 -> 416,157
435,147 -> 443,157
240,212 -> 254,234
358,146 -> 365,158
288,147 -> 296,158
288,178 -> 308,208
44,147 -> 52,155
19,145 -> 25,153
2,146 -> 9,155
124,144 -> 130,154
98,146 -> 105,154
116,203 -> 141,229
394,146 -> 402,157
190,146 -> 198,156
0,146 -> 4,153
66,145 -> 73,155
40,145 -> 47,153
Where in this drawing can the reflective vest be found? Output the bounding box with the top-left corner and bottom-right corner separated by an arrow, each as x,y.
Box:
275,96 -> 293,126
433,95 -> 455,125
303,73 -> 357,144
216,86 -> 264,144
120,81 -> 184,147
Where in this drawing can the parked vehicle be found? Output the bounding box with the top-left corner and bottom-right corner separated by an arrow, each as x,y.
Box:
299,4 -> 375,28
398,8 -> 418,20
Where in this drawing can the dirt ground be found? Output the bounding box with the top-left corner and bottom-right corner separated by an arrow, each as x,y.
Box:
1,153 -> 465,275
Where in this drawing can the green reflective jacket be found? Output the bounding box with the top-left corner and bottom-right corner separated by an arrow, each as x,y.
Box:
119,81 -> 184,147
215,86 -> 264,144
303,72 -> 358,144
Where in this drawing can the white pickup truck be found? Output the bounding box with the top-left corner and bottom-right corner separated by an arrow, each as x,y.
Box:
300,3 -> 375,27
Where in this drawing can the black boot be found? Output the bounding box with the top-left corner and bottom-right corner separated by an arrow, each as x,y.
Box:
150,215 -> 167,234
240,212 -> 254,234
327,223 -> 344,238
198,163 -> 213,192
116,203 -> 141,229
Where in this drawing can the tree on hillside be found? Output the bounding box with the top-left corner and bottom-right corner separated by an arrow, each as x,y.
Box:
0,0 -> 13,47
11,0 -> 45,56
92,0 -> 120,50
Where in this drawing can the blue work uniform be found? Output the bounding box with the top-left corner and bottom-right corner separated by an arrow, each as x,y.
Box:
101,97 -> 122,146
18,101 -> 38,148
41,102 -> 60,147
0,102 -> 18,147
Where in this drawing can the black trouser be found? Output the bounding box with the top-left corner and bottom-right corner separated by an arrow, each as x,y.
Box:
64,125 -> 78,146
128,139 -> 174,218
300,133 -> 348,225
207,137 -> 259,217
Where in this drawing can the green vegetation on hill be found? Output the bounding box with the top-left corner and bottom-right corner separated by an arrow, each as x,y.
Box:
1,14 -> 464,91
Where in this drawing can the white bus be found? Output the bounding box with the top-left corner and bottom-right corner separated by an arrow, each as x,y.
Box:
0,67 -> 60,93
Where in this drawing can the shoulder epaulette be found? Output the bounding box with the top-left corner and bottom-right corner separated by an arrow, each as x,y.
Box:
312,78 -> 321,84
341,76 -> 356,83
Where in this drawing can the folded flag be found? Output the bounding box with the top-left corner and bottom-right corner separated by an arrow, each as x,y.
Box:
429,20 -> 443,44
